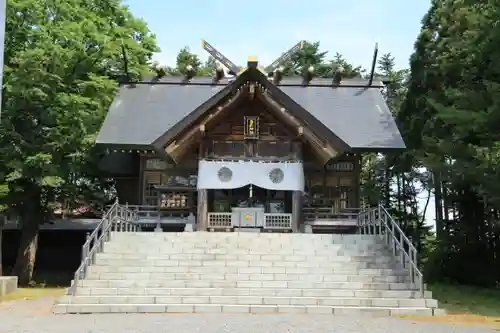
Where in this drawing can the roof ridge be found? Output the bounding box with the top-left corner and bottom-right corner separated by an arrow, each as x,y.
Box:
123,79 -> 385,89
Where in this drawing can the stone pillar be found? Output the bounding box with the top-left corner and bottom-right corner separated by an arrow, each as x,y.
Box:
291,190 -> 301,232
197,189 -> 208,231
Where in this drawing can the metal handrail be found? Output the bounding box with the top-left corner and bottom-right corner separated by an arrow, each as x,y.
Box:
67,200 -> 139,296
357,204 -> 424,297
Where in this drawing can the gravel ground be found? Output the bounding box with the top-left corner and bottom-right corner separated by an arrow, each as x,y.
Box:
0,298 -> 497,333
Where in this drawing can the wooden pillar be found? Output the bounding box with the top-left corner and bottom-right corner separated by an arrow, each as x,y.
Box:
292,190 -> 301,232
197,189 -> 208,231
353,154 -> 361,208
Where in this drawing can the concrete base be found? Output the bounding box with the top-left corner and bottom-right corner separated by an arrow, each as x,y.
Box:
303,225 -> 313,234
0,276 -> 18,296
432,308 -> 447,316
54,303 -> 440,316
234,227 -> 261,233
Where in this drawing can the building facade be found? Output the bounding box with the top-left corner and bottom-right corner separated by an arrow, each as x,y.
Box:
96,58 -> 405,233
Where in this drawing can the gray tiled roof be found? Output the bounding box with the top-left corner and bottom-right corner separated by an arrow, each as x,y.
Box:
278,86 -> 406,149
96,80 -> 225,147
96,74 -> 405,150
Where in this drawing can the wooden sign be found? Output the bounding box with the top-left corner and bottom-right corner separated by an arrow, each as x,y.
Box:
325,161 -> 354,172
145,158 -> 169,170
244,116 -> 259,139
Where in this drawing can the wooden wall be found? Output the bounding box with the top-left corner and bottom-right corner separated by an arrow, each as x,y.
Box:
303,154 -> 360,209
201,99 -> 301,160
121,98 -> 361,210
115,177 -> 141,205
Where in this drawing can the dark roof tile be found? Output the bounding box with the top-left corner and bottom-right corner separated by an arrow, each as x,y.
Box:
96,73 -> 405,151
96,83 -> 225,146
279,86 -> 405,149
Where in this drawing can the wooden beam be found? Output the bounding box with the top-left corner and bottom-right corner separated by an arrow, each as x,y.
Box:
256,90 -> 339,165
165,87 -> 247,163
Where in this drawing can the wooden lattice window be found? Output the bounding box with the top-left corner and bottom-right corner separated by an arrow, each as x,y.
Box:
143,172 -> 162,206
256,141 -> 291,157
325,161 -> 354,172
326,176 -> 353,211
143,172 -> 196,208
211,141 -> 245,157
160,192 -> 189,208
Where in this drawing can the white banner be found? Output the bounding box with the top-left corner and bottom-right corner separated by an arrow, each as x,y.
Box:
197,160 -> 304,192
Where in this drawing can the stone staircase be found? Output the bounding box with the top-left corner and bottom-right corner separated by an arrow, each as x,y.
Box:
54,232 -> 441,315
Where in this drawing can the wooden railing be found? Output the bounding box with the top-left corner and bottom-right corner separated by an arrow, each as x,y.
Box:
303,207 -> 361,221
264,213 -> 292,229
125,205 -> 196,230
126,205 -> 194,220
206,212 -> 292,230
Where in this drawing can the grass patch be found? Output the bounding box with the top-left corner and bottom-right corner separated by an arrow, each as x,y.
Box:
431,283 -> 500,317
0,287 -> 65,303
397,283 -> 500,328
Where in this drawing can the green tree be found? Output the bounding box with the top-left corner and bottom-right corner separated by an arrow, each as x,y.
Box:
401,0 -> 500,286
281,41 -> 365,78
326,53 -> 365,78
198,56 -> 217,76
0,0 -> 158,284
281,41 -> 329,77
168,47 -> 202,76
0,183 -> 8,276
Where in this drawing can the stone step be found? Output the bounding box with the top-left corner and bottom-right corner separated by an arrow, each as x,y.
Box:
101,247 -> 391,255
84,272 -> 411,283
53,303 -> 441,316
106,244 -> 388,250
107,238 -> 386,244
104,241 -> 390,248
88,265 -> 409,281
100,249 -> 392,257
93,258 -> 400,269
75,286 -> 432,298
107,243 -> 386,249
88,265 -> 411,277
107,235 -> 385,242
56,231 -> 436,316
76,279 -> 418,290
108,238 -> 387,247
111,232 -> 381,241
58,295 -> 438,308
95,253 -> 395,263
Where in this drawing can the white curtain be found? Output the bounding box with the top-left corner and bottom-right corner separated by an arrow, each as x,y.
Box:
197,160 -> 304,191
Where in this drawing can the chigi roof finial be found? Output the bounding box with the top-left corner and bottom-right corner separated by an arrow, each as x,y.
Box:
368,42 -> 379,86
120,41 -> 135,88
201,39 -> 304,79
202,39 -> 241,76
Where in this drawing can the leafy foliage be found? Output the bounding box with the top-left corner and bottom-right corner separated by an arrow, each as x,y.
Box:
0,0 -> 158,284
400,0 -> 500,286
4,0 -> 500,290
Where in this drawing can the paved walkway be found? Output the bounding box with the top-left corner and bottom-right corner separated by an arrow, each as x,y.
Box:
0,298 -> 496,333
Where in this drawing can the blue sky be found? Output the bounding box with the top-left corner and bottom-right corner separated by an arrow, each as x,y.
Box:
124,0 -> 431,70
